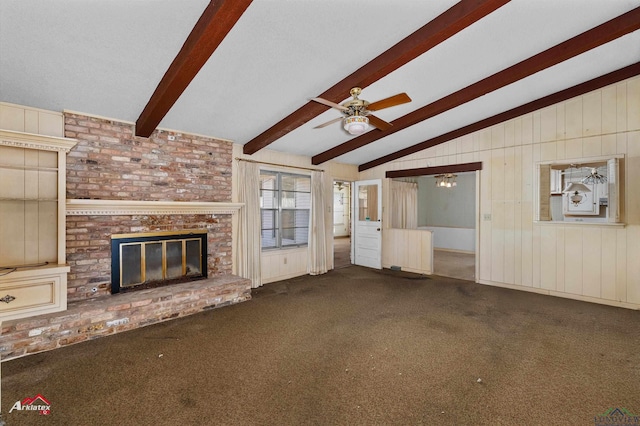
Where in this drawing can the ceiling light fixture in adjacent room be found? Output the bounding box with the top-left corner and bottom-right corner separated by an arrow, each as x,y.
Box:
563,182 -> 591,206
434,173 -> 457,188
582,167 -> 607,184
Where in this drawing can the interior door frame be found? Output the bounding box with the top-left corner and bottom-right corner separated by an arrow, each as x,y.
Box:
352,179 -> 382,269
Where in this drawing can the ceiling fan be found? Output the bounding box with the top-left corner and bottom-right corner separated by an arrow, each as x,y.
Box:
310,87 -> 411,135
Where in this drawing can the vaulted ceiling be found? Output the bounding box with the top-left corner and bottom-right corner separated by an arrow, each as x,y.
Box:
1,1 -> 639,171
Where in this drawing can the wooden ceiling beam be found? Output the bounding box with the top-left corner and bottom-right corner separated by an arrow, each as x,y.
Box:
360,62 -> 640,171
135,0 -> 253,138
242,0 -> 511,155
386,162 -> 483,178
313,7 -> 640,165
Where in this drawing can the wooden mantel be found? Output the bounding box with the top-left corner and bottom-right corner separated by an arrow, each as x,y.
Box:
66,199 -> 243,216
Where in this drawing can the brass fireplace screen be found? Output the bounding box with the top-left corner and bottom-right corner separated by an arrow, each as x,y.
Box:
111,230 -> 208,293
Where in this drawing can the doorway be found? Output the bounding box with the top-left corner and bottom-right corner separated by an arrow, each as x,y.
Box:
333,180 -> 351,269
422,171 -> 477,281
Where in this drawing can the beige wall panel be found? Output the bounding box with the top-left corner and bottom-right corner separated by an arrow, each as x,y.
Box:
24,201 -> 40,264
563,227 -> 583,295
625,226 -> 640,304
491,148 -> 505,201
503,201 -> 515,284
533,111 -> 541,144
531,220 -> 541,288
491,125 -> 505,149
601,85 -> 617,134
565,97 -> 583,139
261,248 -> 308,284
24,169 -> 40,199
514,201 -> 523,285
522,113 -> 534,145
513,146 -> 523,202
513,117 -> 523,146
521,144 -> 533,203
582,227 -> 602,298
460,134 -> 474,153
582,135 -> 602,158
582,91 -> 602,136
1,168 -> 26,199
504,147 -> 515,201
0,202 -> 26,266
0,104 -> 25,132
556,139 -> 566,160
520,202 -> 533,287
24,110 -> 39,134
616,228 -> 627,302
540,225 -> 557,290
382,229 -> 432,274
616,133 -> 627,156
627,132 -> 640,223
540,106 -> 556,143
39,201 -> 58,262
600,228 -> 617,301
627,76 -> 640,131
38,112 -> 64,137
555,102 -> 566,140
601,134 -> 617,156
491,200 -> 505,283
504,120 -> 515,148
616,81 -> 628,132
39,171 -> 59,198
564,137 -> 583,159
478,128 -> 492,152
540,142 -> 556,162
555,227 -> 565,293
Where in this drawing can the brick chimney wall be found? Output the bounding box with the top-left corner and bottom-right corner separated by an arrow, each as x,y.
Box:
63,113 -> 234,301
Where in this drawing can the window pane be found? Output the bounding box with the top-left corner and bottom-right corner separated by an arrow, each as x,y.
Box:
261,228 -> 278,249
281,174 -> 310,192
261,189 -> 278,208
281,209 -> 309,246
260,172 -> 278,190
261,209 -> 278,249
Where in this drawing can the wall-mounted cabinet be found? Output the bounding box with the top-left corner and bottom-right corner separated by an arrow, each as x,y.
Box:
0,130 -> 76,321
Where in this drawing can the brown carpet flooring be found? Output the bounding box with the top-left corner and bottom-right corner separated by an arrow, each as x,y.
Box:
2,266 -> 639,425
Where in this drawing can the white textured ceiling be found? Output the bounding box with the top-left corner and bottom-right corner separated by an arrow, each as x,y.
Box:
1,0 -> 639,167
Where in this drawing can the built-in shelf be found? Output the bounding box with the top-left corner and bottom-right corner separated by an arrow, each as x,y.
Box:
0,129 -> 77,322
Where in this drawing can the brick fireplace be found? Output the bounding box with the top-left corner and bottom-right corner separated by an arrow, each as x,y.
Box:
0,113 -> 252,361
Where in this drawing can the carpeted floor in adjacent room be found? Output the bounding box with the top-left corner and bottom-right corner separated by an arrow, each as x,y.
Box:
2,266 -> 639,425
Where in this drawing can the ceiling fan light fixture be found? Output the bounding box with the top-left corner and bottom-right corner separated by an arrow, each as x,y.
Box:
343,115 -> 369,135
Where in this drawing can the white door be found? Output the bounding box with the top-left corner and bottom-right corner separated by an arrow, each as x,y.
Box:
353,179 -> 382,269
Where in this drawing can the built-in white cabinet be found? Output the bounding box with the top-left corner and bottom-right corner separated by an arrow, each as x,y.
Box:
550,169 -> 563,194
0,130 -> 76,321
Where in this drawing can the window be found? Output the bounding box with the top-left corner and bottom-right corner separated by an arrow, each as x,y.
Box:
536,155 -> 622,224
260,171 -> 311,249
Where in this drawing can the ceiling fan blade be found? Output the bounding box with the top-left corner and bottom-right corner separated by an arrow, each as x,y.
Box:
367,114 -> 392,131
313,116 -> 343,129
367,93 -> 411,111
310,97 -> 348,111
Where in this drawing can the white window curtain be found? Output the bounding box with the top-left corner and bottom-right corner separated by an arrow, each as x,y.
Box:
308,170 -> 328,275
390,180 -> 418,229
236,160 -> 262,288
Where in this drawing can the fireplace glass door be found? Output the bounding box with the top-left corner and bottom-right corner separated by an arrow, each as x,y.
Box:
112,231 -> 207,293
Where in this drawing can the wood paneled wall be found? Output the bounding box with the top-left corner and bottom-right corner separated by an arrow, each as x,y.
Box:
362,76 -> 640,309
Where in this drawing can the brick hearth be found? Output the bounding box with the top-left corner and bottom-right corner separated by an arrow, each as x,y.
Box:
0,275 -> 251,361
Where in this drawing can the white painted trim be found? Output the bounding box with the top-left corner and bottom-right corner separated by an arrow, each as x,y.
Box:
66,199 -> 243,216
0,129 -> 77,152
